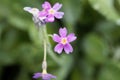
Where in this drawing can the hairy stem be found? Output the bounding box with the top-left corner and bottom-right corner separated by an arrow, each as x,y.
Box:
43,38 -> 47,61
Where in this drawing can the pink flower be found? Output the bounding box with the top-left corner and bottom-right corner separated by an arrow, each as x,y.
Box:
52,27 -> 77,54
41,1 -> 64,22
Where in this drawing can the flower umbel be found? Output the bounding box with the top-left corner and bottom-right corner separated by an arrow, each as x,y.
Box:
41,1 -> 64,22
53,27 -> 77,54
24,1 -> 64,24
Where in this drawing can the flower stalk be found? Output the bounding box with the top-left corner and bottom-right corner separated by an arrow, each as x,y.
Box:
43,39 -> 47,61
42,27 -> 47,74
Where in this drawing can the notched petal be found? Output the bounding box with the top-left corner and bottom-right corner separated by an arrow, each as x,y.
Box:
67,33 -> 77,42
45,15 -> 55,22
53,3 -> 62,11
33,73 -> 42,79
54,43 -> 63,54
64,43 -> 73,54
53,34 -> 61,42
59,27 -> 67,37
55,12 -> 64,19
42,1 -> 51,9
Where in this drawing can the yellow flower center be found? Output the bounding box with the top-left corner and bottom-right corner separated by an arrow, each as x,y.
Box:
61,38 -> 67,45
49,9 -> 55,14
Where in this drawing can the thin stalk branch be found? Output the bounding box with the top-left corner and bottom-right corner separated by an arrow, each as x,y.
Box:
43,39 -> 47,61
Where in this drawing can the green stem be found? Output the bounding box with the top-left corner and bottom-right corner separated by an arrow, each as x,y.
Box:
42,25 -> 62,65
43,39 -> 47,61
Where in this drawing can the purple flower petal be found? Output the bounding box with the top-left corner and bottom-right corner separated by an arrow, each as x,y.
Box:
43,74 -> 56,80
42,74 -> 50,80
39,10 -> 47,17
64,43 -> 73,54
59,27 -> 67,37
67,33 -> 77,42
53,3 -> 62,11
42,1 -> 51,10
45,15 -> 55,22
33,73 -> 42,79
47,74 -> 56,79
33,72 -> 56,80
53,34 -> 61,42
55,12 -> 64,19
54,43 -> 63,54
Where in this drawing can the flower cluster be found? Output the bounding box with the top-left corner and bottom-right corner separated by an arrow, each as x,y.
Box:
24,1 -> 76,80
24,1 -> 64,25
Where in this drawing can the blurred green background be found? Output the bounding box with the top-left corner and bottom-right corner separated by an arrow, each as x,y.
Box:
1,0 -> 120,80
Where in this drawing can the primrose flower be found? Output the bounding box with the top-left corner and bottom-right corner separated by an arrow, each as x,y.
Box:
53,27 -> 77,54
24,7 -> 47,26
33,72 -> 56,80
41,1 -> 64,22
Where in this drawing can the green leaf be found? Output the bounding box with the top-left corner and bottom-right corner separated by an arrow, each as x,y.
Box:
71,68 -> 82,80
14,43 -> 43,71
8,15 -> 31,30
61,0 -> 82,26
83,33 -> 109,64
2,29 -> 18,50
54,55 -> 73,80
95,21 -> 120,41
98,61 -> 120,80
16,68 -> 30,80
113,47 -> 120,61
79,60 -> 94,80
88,0 -> 120,25
28,24 -> 42,46
0,51 -> 14,65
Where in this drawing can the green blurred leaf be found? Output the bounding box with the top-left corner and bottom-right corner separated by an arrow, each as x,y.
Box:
95,21 -> 120,42
83,33 -> 109,64
98,61 -> 120,80
113,47 -> 120,61
55,55 -> 73,80
80,60 -> 94,80
28,24 -> 43,46
0,51 -> 14,65
2,29 -> 18,50
71,68 -> 82,80
62,0 -> 82,26
8,15 -> 31,30
16,68 -> 29,80
88,0 -> 120,25
14,43 -> 43,71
